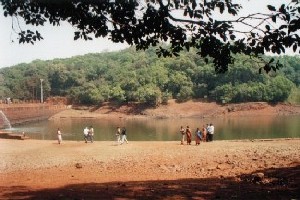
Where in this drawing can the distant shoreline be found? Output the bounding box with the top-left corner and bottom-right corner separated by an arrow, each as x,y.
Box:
1,129 -> 299,142
49,101 -> 300,121
1,101 -> 300,129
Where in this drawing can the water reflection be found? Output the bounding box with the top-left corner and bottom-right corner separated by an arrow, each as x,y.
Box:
6,115 -> 300,141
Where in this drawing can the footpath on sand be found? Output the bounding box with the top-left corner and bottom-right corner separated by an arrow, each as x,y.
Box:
0,139 -> 299,199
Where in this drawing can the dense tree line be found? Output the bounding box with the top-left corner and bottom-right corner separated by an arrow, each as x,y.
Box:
1,1 -> 300,74
0,47 -> 300,105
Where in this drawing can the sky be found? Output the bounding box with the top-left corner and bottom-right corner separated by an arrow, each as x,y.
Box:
0,10 -> 129,68
0,0 -> 289,68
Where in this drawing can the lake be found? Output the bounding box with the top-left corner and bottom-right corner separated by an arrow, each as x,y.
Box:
4,115 -> 300,141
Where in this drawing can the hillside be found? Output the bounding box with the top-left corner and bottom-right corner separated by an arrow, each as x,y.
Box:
51,100 -> 300,120
1,48 -> 300,106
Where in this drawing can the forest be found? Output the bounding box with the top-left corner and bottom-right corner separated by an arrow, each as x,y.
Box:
1,47 -> 300,106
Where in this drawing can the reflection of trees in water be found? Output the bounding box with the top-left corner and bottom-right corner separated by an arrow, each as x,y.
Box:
12,116 -> 300,141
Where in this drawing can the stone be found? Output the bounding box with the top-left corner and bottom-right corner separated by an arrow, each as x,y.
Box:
75,163 -> 83,169
252,172 -> 264,183
207,166 -> 215,171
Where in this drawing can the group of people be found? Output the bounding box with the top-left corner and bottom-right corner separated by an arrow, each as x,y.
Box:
180,123 -> 215,145
115,126 -> 128,145
56,125 -> 130,144
56,126 -> 95,144
83,126 -> 94,143
57,124 -> 215,145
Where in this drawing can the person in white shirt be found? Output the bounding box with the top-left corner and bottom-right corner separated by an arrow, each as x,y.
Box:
83,127 -> 89,143
207,123 -> 215,142
89,125 -> 94,143
116,127 -> 121,144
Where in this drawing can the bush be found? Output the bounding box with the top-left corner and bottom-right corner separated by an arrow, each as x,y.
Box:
287,87 -> 300,104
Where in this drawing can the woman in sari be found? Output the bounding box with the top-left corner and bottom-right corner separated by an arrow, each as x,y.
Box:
202,125 -> 207,142
195,128 -> 202,145
186,126 -> 192,145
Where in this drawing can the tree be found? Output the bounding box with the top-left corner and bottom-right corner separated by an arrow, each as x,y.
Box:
1,47 -> 298,105
176,85 -> 194,102
265,75 -> 294,102
214,83 -> 236,103
110,84 -> 126,103
79,83 -> 102,104
167,71 -> 192,98
136,84 -> 162,106
0,74 -> 12,99
1,0 -> 299,73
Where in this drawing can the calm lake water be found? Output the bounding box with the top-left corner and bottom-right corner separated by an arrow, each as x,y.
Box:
4,115 -> 300,141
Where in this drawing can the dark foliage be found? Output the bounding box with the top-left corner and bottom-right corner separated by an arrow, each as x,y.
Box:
0,48 -> 299,105
1,0 -> 300,73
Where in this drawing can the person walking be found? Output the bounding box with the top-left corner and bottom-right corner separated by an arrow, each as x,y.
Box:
180,126 -> 185,145
120,127 -> 128,144
89,125 -> 94,143
207,123 -> 215,142
83,127 -> 89,143
116,127 -> 121,144
57,128 -> 62,144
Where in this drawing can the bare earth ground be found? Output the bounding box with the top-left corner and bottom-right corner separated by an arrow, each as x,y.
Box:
1,101 -> 300,199
50,100 -> 300,120
0,140 -> 299,200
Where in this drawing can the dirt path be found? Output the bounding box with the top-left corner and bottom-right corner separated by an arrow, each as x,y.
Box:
0,139 -> 299,199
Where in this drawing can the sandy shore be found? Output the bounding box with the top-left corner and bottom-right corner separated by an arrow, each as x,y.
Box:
0,139 -> 299,199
